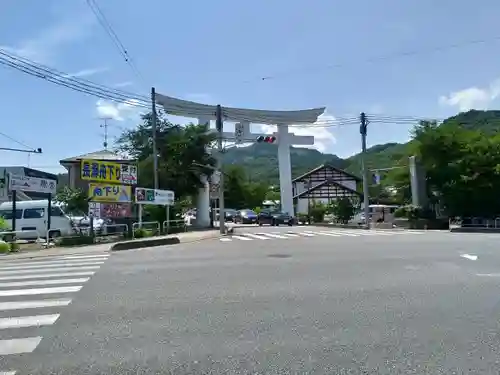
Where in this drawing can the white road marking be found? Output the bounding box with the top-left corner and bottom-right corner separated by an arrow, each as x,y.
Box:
460,254 -> 478,261
55,254 -> 109,260
0,299 -> 72,311
476,273 -> 500,277
323,231 -> 359,237
256,232 -> 288,239
0,337 -> 42,355
283,232 -> 301,237
0,261 -> 104,270
0,258 -> 106,267
297,232 -> 316,237
219,238 -> 232,242
0,286 -> 82,297
0,266 -> 100,276
0,271 -> 95,281
0,278 -> 89,288
231,235 -> 253,241
317,231 -> 342,237
0,314 -> 59,329
0,371 -> 17,375
244,233 -> 270,240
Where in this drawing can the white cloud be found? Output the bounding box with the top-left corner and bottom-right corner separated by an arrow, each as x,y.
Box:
62,67 -> 108,78
1,15 -> 94,63
254,112 -> 337,153
96,99 -> 142,121
439,79 -> 500,112
113,81 -> 134,88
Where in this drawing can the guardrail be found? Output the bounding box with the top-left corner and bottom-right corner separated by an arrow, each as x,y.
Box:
449,217 -> 500,229
102,224 -> 128,236
163,219 -> 187,234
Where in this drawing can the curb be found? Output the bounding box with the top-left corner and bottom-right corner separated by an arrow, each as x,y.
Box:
111,237 -> 181,251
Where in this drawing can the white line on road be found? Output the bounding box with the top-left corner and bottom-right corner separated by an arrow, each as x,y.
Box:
476,273 -> 500,277
323,231 -> 359,237
0,278 -> 89,288
0,371 -> 17,375
55,254 -> 109,260
296,232 -> 316,237
231,235 -> 253,241
317,231 -> 342,237
283,232 -> 301,237
0,286 -> 82,297
0,314 -> 59,329
256,232 -> 288,239
461,254 -> 478,261
219,238 -> 232,242
0,337 -> 42,355
0,299 -> 72,311
0,266 -> 100,276
0,258 -> 106,267
0,261 -> 104,270
244,233 -> 270,240
0,271 -> 95,281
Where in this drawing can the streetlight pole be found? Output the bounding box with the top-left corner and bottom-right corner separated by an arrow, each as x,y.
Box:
215,105 -> 225,235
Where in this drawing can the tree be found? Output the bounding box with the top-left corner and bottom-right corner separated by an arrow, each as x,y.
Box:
412,120 -> 500,217
54,187 -> 88,214
224,165 -> 268,209
115,111 -> 217,199
330,197 -> 355,224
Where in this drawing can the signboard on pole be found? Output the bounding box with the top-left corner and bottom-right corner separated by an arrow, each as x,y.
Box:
88,183 -> 132,202
80,160 -> 138,185
9,174 -> 57,194
135,187 -> 174,205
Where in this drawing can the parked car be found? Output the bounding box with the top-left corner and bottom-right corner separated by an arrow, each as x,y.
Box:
258,210 -> 293,226
234,209 -> 258,224
223,209 -> 238,222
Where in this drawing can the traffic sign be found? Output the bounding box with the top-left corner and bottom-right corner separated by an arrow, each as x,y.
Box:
135,187 -> 175,205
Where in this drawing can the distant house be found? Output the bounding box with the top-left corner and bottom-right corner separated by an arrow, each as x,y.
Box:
0,166 -> 58,203
292,164 -> 362,214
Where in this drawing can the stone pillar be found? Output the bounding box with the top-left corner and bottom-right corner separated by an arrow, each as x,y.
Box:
277,125 -> 295,216
195,117 -> 212,227
409,156 -> 428,207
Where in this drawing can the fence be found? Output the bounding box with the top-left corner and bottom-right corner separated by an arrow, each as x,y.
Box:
449,217 -> 500,229
163,219 -> 187,234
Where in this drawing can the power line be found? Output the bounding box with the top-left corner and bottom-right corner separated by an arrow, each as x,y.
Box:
0,47 -> 150,106
247,35 -> 500,83
86,0 -> 146,85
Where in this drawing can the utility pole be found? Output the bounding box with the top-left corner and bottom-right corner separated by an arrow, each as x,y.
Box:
100,118 -> 110,150
151,87 -> 159,189
360,112 -> 370,229
216,104 -> 225,234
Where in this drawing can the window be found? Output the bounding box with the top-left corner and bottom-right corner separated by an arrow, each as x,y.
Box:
0,210 -> 22,220
50,206 -> 65,217
23,208 -> 45,219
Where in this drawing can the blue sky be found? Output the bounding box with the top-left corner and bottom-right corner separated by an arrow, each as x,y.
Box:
1,0 -> 500,174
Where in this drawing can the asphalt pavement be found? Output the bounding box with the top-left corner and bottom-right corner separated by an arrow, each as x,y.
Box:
2,227 -> 500,374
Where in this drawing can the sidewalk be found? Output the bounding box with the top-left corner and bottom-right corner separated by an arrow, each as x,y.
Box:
0,242 -> 111,260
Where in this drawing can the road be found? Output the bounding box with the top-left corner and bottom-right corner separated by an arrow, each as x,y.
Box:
2,226 -> 500,374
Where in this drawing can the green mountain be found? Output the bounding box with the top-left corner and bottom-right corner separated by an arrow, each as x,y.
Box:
225,110 -> 500,183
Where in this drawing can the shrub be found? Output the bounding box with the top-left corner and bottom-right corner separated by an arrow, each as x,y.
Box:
57,235 -> 95,247
133,228 -> 153,238
0,241 -> 11,253
310,203 -> 326,223
9,242 -> 20,252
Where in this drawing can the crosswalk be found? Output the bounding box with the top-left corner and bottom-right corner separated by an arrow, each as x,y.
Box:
0,253 -> 110,375
220,229 -> 427,242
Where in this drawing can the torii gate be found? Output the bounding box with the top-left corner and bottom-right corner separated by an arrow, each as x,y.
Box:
155,93 -> 325,226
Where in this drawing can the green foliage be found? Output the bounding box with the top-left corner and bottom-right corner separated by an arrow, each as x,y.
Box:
0,242 -> 10,253
134,228 -> 153,238
116,111 -> 217,199
223,165 -> 268,209
330,197 -> 355,224
55,187 -> 88,214
394,204 -> 435,220
0,217 -> 9,231
9,242 -> 20,252
309,201 -> 327,223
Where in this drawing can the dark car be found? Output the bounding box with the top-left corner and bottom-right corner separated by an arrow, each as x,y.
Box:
234,209 -> 258,224
223,209 -> 238,222
258,210 -> 293,226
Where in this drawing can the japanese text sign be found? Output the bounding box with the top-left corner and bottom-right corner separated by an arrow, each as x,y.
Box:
80,160 -> 138,185
135,187 -> 174,206
9,174 -> 57,194
88,183 -> 132,203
